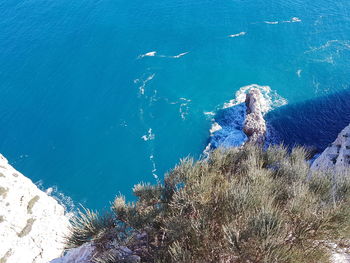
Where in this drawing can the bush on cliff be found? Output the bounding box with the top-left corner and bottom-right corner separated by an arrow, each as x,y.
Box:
66,144 -> 350,263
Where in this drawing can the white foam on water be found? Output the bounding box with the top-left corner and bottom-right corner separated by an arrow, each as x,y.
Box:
291,17 -> 302,22
223,84 -> 287,114
141,128 -> 155,141
297,69 -> 302,78
210,122 -> 222,133
228,32 -> 246,38
138,51 -> 157,59
206,84 -> 287,151
159,51 -> 190,59
282,17 -> 302,23
164,97 -> 192,120
264,17 -> 301,24
305,40 -> 350,66
38,185 -> 76,214
172,52 -> 189,58
149,154 -> 158,179
305,40 -> 350,53
139,51 -> 189,59
134,73 -> 155,97
204,111 -> 215,117
179,97 -> 191,120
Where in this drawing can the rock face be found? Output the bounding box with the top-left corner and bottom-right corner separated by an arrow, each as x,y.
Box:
0,154 -> 70,263
50,242 -> 141,263
50,244 -> 94,263
243,88 -> 267,145
311,124 -> 350,171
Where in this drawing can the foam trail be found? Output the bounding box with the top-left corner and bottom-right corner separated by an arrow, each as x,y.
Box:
179,98 -> 191,120
149,154 -> 158,179
264,17 -> 302,24
138,51 -> 157,59
43,185 -> 75,214
164,97 -> 192,120
159,52 -> 190,59
134,73 -> 155,96
138,50 -> 189,59
172,52 -> 189,58
228,32 -> 246,38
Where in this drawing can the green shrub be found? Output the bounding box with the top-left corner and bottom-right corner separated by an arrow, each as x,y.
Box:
66,144 -> 350,263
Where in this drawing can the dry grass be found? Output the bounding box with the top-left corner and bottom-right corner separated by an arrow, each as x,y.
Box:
66,144 -> 350,263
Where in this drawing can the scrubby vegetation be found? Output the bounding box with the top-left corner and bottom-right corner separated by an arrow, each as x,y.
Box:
66,145 -> 350,263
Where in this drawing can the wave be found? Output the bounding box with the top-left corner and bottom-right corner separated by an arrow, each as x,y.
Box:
138,51 -> 157,59
228,32 -> 247,38
138,51 -> 189,59
297,69 -> 302,78
264,21 -> 279,25
170,52 -> 189,58
206,84 -> 287,152
223,84 -> 287,113
36,183 -> 75,214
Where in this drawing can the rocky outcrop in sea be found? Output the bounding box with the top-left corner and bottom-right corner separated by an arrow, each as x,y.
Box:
0,154 -> 69,263
243,88 -> 267,145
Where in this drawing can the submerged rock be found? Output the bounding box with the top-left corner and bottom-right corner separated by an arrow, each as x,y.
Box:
311,123 -> 350,171
0,154 -> 69,263
243,88 -> 267,145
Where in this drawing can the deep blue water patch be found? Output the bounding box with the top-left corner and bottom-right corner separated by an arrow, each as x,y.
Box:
266,89 -> 350,151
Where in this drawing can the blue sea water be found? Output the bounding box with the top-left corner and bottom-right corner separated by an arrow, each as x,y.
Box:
1,0 -> 350,209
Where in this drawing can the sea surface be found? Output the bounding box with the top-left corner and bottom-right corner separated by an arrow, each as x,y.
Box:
1,0 -> 350,209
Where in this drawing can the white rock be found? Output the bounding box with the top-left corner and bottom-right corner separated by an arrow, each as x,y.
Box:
50,244 -> 94,263
311,124 -> 350,171
0,154 -> 70,263
331,252 -> 350,263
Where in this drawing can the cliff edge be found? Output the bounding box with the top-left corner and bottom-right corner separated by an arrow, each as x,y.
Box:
311,124 -> 350,171
0,154 -> 69,263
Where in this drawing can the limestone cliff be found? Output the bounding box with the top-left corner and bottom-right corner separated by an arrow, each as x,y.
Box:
311,123 -> 350,171
0,154 -> 69,263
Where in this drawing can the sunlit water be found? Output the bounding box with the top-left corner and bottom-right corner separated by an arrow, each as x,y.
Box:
1,0 -> 350,209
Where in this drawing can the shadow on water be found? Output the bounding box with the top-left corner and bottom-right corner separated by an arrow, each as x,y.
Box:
208,103 -> 247,149
266,89 -> 350,152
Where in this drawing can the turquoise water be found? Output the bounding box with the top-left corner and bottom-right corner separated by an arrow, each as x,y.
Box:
1,0 -> 350,209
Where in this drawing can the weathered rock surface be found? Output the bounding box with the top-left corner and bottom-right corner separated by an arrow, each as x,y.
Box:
0,154 -> 70,263
51,242 -> 141,263
50,244 -> 94,263
243,88 -> 267,145
311,123 -> 350,171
